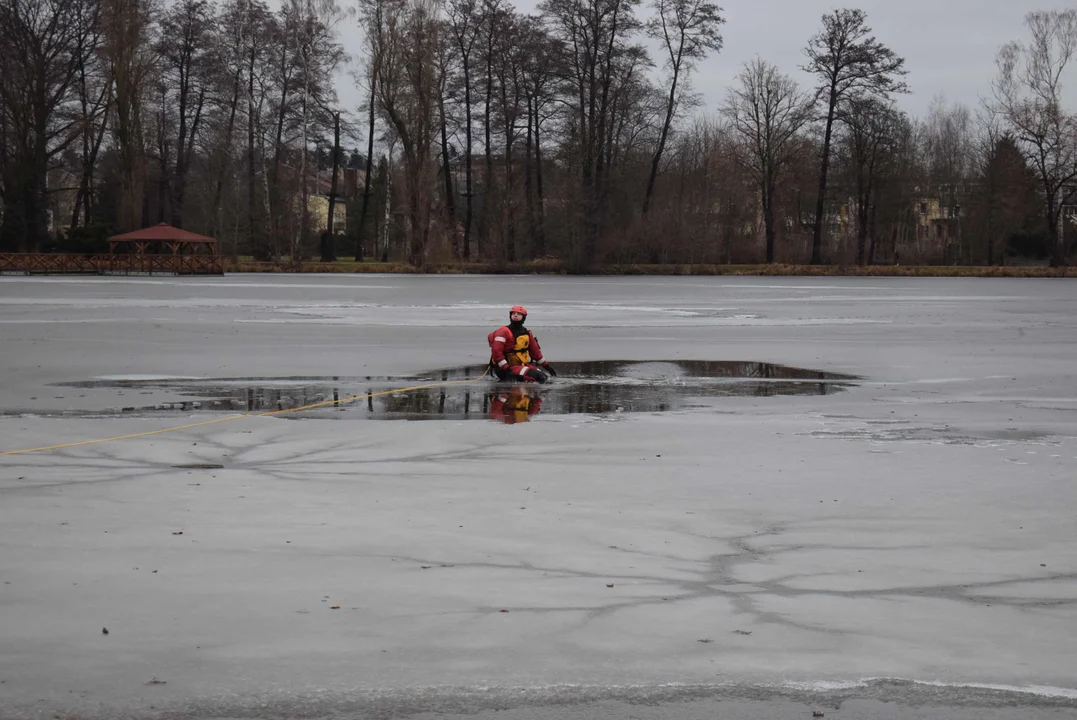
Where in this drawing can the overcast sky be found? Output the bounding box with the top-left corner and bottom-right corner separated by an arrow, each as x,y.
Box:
333,1 -> 1065,146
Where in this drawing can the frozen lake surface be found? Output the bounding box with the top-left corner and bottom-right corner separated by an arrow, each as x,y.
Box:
1,274 -> 1076,719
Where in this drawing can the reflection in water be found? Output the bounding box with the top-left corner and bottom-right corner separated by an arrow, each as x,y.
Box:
50,360 -> 858,422
488,386 -> 543,424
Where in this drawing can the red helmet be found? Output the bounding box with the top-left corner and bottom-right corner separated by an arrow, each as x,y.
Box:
510,305 -> 528,319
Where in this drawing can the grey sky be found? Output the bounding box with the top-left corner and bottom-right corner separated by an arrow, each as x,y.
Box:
333,1 -> 1061,144
697,0 -> 1035,116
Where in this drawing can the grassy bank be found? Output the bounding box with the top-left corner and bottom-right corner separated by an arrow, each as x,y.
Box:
222,258 -> 1077,278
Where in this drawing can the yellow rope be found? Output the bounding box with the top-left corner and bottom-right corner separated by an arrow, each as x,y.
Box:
1,368 -> 490,457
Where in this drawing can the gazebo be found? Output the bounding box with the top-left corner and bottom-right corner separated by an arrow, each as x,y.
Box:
108,223 -> 218,258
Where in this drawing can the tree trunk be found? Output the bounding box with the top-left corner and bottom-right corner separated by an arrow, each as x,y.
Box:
110,4 -> 150,235
523,94 -> 535,256
115,109 -> 146,233
408,170 -> 424,266
212,70 -> 242,244
270,43 -> 291,258
723,194 -> 735,264
502,78 -> 517,262
72,51 -> 96,229
170,51 -> 189,229
247,39 -> 259,257
381,154 -> 391,262
295,50 -> 311,263
30,136 -> 49,249
72,90 -> 111,229
642,61 -> 680,216
586,1 -> 622,267
173,52 -> 190,226
811,85 -> 838,264
172,86 -> 205,228
439,93 -> 458,258
73,46 -> 91,229
157,106 -> 169,223
481,44 -> 493,260
356,81 -> 376,261
322,111 -> 341,262
762,179 -> 775,263
1046,194 -> 1061,268
533,109 -> 546,257
985,193 -> 996,265
856,172 -> 868,265
867,196 -> 878,264
462,53 -> 473,260
504,144 -> 514,262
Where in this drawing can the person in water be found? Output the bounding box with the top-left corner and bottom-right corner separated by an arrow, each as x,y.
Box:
488,305 -> 557,383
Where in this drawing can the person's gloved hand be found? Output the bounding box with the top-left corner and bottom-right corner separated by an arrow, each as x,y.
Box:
542,362 -> 557,377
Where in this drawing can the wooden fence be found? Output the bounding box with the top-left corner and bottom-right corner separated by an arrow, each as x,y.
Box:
0,253 -> 223,276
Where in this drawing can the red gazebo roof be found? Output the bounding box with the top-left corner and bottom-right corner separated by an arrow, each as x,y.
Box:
109,223 -> 216,243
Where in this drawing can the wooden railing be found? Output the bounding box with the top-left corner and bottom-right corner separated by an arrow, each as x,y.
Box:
0,253 -> 223,276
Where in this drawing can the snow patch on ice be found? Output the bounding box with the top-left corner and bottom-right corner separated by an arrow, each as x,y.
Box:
94,374 -> 205,381
778,678 -> 1077,699
895,679 -> 1077,700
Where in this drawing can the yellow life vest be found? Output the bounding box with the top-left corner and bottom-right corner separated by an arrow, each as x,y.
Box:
505,333 -> 531,366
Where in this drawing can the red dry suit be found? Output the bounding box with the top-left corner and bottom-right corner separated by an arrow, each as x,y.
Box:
488,324 -> 546,382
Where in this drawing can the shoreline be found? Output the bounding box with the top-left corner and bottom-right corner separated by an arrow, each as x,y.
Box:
5,678 -> 1076,719
221,260 -> 1077,278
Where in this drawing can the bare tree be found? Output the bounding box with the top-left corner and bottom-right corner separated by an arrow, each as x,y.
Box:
0,0 -> 103,250
640,0 -> 722,215
839,96 -> 903,264
265,6 -> 299,258
970,113 -> 1041,265
356,73 -> 377,260
541,0 -> 643,266
519,16 -> 557,257
150,78 -> 174,222
356,0 -> 387,260
156,0 -> 212,228
70,0 -> 110,230
495,12 -> 525,261
477,0 -> 507,258
446,0 -> 480,258
433,17 -> 459,258
245,0 -> 274,258
207,0 -> 265,249
287,0 -> 345,260
376,0 -> 439,265
102,0 -> 158,232
921,97 -> 973,261
722,57 -> 811,263
323,109 -> 340,260
802,8 -> 907,263
993,9 -> 1077,267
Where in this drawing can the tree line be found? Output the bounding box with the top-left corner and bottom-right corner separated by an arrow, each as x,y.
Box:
1,0 -> 1075,267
